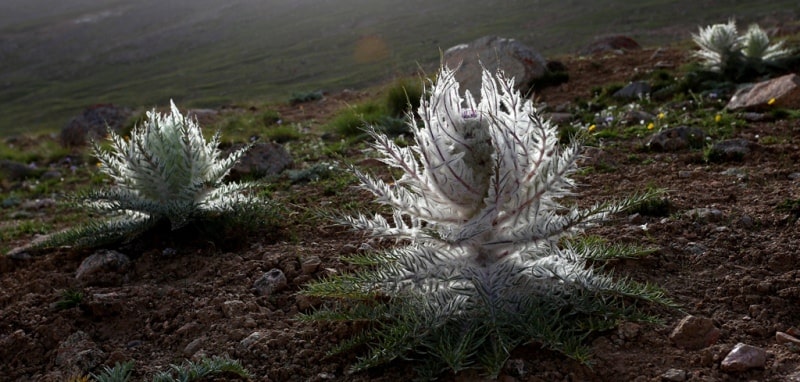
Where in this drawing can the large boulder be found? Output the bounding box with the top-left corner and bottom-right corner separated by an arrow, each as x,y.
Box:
579,35 -> 641,56
60,104 -> 132,147
228,142 -> 293,180
726,74 -> 800,111
443,36 -> 547,97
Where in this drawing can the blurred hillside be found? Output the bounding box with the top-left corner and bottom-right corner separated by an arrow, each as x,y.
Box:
0,0 -> 797,135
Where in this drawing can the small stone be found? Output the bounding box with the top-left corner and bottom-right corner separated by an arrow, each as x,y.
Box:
685,208 -> 724,223
40,170 -> 62,180
546,112 -> 573,124
221,300 -> 247,318
776,331 -> 800,346
707,139 -> 752,163
253,268 -> 287,297
613,81 -> 651,100
789,173 -> 800,181
720,343 -> 767,372
661,368 -> 687,382
183,337 -> 205,357
238,331 -> 266,353
737,214 -> 754,229
301,256 -> 322,275
669,315 -> 720,350
340,244 -> 358,255
21,198 -> 56,210
75,250 -> 131,286
83,292 -> 125,317
55,331 -> 106,375
647,126 -> 707,151
627,213 -> 644,225
504,358 -> 526,378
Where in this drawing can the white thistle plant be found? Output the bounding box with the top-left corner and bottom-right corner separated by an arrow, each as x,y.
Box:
692,20 -> 793,78
29,101 -> 275,250
302,68 -> 674,378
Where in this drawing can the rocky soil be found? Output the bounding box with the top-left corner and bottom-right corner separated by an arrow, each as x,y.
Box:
2,46 -> 800,382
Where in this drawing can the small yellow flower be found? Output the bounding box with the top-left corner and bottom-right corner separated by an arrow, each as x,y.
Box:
588,124 -> 596,132
657,112 -> 665,119
647,122 -> 655,130
714,114 -> 722,123
767,98 -> 776,105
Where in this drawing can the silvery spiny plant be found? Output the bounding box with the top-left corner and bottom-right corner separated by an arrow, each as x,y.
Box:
302,67 -> 674,379
692,20 -> 793,80
28,101 -> 276,250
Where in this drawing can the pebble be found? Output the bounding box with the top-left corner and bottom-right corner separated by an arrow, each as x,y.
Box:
661,368 -> 687,382
301,256 -> 321,274
685,208 -> 724,223
183,337 -> 205,357
669,315 -> 720,350
253,268 -> 287,297
776,331 -> 800,346
75,249 -> 131,286
720,343 -> 767,372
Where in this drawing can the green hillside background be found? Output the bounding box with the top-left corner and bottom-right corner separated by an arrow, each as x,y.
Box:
0,0 -> 796,135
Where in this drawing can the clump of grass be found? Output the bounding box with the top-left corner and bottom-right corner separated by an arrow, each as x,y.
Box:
325,101 -> 387,138
152,356 -> 251,382
384,77 -> 424,118
91,361 -> 134,382
289,90 -> 324,105
55,289 -> 84,310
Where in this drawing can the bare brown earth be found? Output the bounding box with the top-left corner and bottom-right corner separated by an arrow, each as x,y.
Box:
2,46 -> 800,382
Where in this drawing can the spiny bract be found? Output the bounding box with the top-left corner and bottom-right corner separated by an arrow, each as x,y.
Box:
304,67 -> 671,378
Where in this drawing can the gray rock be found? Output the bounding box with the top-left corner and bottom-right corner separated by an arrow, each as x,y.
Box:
707,139 -> 752,163
253,268 -> 287,297
83,292 -> 126,318
685,208 -> 724,223
661,368 -> 687,382
647,126 -> 707,151
546,112 -> 574,124
221,300 -> 247,318
444,36 -> 547,98
41,170 -> 63,180
21,198 -> 56,210
776,331 -> 800,346
579,35 -> 641,55
238,331 -> 267,354
669,315 -> 720,350
612,81 -> 651,100
183,337 -> 205,357
720,343 -> 767,372
60,104 -> 132,147
301,256 -> 322,275
55,331 -> 106,375
229,142 -> 293,180
726,74 -> 800,111
76,250 -> 131,286
0,159 -> 40,181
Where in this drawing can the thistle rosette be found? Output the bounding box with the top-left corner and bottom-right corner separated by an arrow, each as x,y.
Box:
692,20 -> 740,72
23,101 -> 273,251
90,100 -> 252,229
692,20 -> 793,77
304,67 -> 672,378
